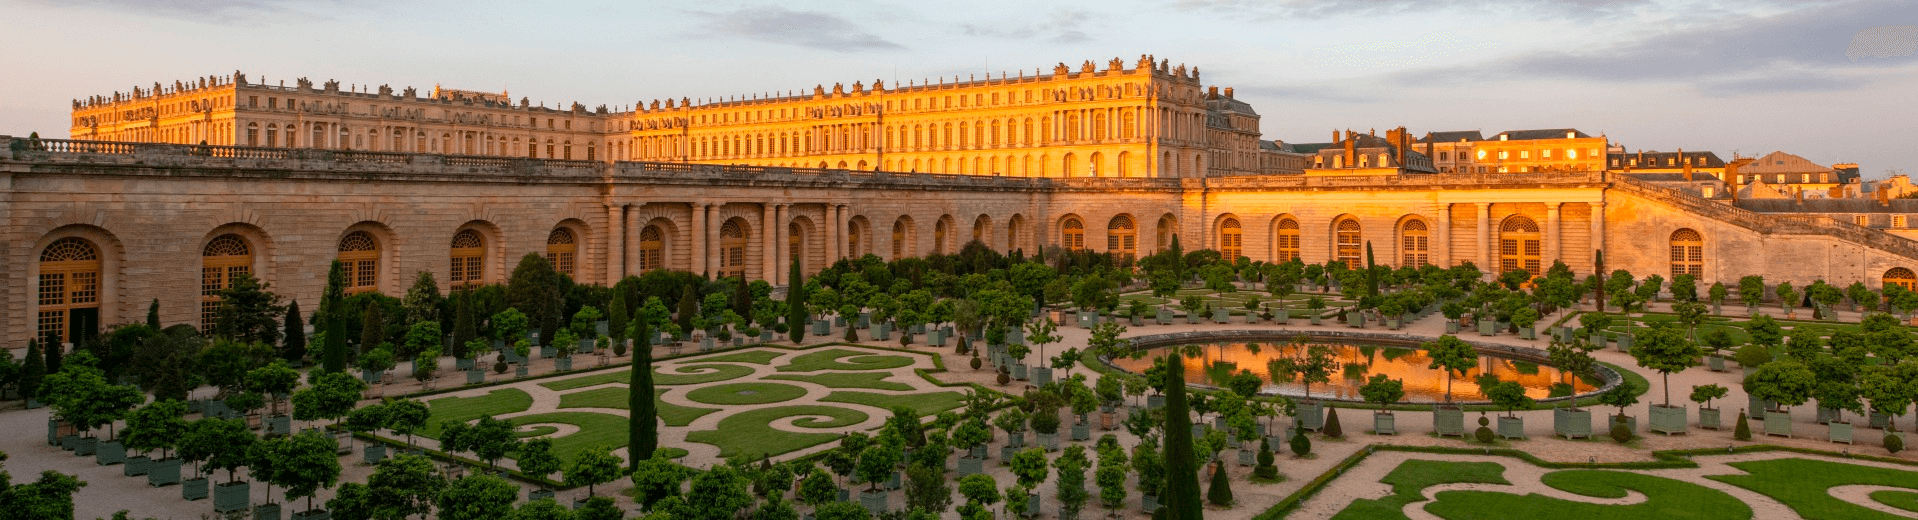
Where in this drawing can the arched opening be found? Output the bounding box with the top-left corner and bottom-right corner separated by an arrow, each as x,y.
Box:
201,234 -> 254,332
934,218 -> 951,255
39,237 -> 102,344
1670,229 -> 1703,279
450,229 -> 485,287
1499,216 -> 1542,275
640,225 -> 666,272
1156,214 -> 1178,253
1401,220 -> 1430,268
848,217 -> 869,258
1006,215 -> 1025,253
1276,218 -> 1301,263
1886,268 -> 1916,292
1335,219 -> 1363,269
719,219 -> 749,279
1219,217 -> 1243,261
891,218 -> 914,259
788,221 -> 806,270
1061,217 -> 1086,251
546,228 -> 578,278
1107,215 -> 1137,258
972,215 -> 993,247
339,231 -> 381,294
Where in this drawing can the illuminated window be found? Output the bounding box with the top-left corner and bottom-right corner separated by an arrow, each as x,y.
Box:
1335,219 -> 1362,269
39,237 -> 102,344
546,228 -> 577,278
1062,217 -> 1086,251
202,234 -> 253,331
1400,220 -> 1429,268
1886,267 -> 1917,292
1670,229 -> 1703,278
1567,149 -> 1578,159
1107,215 -> 1136,257
1276,218 -> 1301,262
1898,215 -> 1909,228
338,231 -> 380,294
717,220 -> 746,279
450,229 -> 484,287
1219,218 -> 1243,260
1499,216 -> 1542,275
1476,149 -> 1487,160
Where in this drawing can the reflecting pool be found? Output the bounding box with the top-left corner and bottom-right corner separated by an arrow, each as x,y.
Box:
1108,340 -> 1598,403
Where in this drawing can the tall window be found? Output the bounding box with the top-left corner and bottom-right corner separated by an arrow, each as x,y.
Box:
1499,216 -> 1542,275
450,229 -> 484,287
1669,229 -> 1703,279
1276,218 -> 1301,263
892,220 -> 908,259
339,231 -> 380,294
1107,215 -> 1137,257
1006,216 -> 1022,252
1157,216 -> 1176,253
849,222 -> 865,258
1062,218 -> 1086,251
1335,219 -> 1362,269
546,228 -> 577,278
1886,268 -> 1917,292
1400,220 -> 1429,268
788,222 -> 804,268
718,220 -> 746,279
39,237 -> 101,344
1219,218 -> 1243,260
201,234 -> 253,331
934,219 -> 949,255
639,226 -> 665,272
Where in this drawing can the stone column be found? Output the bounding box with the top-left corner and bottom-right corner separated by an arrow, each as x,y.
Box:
773,205 -> 789,285
1477,203 -> 1492,273
762,204 -> 776,282
707,203 -> 722,277
625,204 -> 641,274
1546,203 -> 1562,268
825,205 -> 840,262
1436,203 -> 1452,267
1590,201 -> 1606,271
690,202 -> 709,277
837,204 -> 852,260
607,203 -> 625,285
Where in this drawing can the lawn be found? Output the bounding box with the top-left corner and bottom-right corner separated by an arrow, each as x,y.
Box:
1711,457 -> 1918,520
505,411 -> 631,465
766,372 -> 914,391
683,405 -> 870,458
695,349 -> 786,365
1331,459 -> 1510,520
555,387 -> 719,426
1425,470 -> 1751,520
423,388 -> 533,437
654,364 -> 759,385
685,382 -> 810,405
820,390 -> 967,416
775,348 -> 916,372
1871,490 -> 1918,514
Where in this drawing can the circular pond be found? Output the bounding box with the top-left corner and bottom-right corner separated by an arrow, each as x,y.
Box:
1108,338 -> 1599,403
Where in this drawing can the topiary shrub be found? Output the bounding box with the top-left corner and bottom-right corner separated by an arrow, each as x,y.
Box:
1206,462 -> 1233,507
1253,438 -> 1276,479
970,357 -> 983,370
1288,431 -> 1311,457
493,357 -> 508,374
613,339 -> 628,357
1610,421 -> 1632,443
1474,416 -> 1495,443
1322,408 -> 1343,438
1733,411 -> 1751,441
1887,433 -> 1905,454
1733,344 -> 1771,368
998,372 -> 1012,386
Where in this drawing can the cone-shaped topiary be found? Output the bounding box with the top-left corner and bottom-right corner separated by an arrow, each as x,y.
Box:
1733,411 -> 1751,441
1288,431 -> 1311,457
1206,462 -> 1233,507
1253,438 -> 1276,479
1322,408 -> 1343,438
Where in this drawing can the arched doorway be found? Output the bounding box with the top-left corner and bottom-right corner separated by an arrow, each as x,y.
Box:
1499,216 -> 1542,275
1276,218 -> 1301,262
1335,219 -> 1362,269
1400,220 -> 1429,268
1107,215 -> 1137,258
1670,229 -> 1703,278
449,229 -> 485,287
339,231 -> 381,294
202,234 -> 254,331
1219,217 -> 1243,261
1061,217 -> 1086,251
1886,268 -> 1916,292
546,228 -> 578,278
719,219 -> 748,279
39,237 -> 101,344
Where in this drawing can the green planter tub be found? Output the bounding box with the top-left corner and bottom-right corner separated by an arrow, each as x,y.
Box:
1555,408 -> 1592,439
1498,416 -> 1526,440
1649,405 -> 1688,435
124,455 -> 152,477
363,444 -> 387,465
1296,401 -> 1324,431
1699,407 -> 1722,430
95,440 -> 126,466
291,508 -> 331,520
1434,407 -> 1466,437
183,477 -> 209,501
1374,412 -> 1397,435
1764,410 -> 1793,438
1830,421 -> 1854,444
215,481 -> 251,513
148,457 -> 184,487
859,489 -> 889,515
254,503 -> 282,520
1478,320 -> 1496,336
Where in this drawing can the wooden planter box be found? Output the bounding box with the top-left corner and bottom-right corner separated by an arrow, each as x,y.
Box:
1296,401 -> 1324,431
1616,334 -> 1634,352
291,509 -> 329,520
1031,366 -> 1054,386
812,320 -> 831,336
958,456 -> 983,475
1707,356 -> 1726,372
1764,410 -> 1793,438
1038,432 -> 1059,452
183,477 -> 209,501
1071,421 -> 1091,441
1374,412 -> 1397,435
1478,320 -> 1496,336
1498,416 -> 1526,439
363,444 -> 386,465
466,370 -> 484,385
265,415 -> 292,437
1157,308 -> 1174,325
1434,407 -> 1465,437
254,503 -> 281,520
554,357 -> 572,371
1830,421 -> 1854,444
74,436 -> 99,456
1555,408 -> 1592,439
1148,394 -> 1165,409
95,440 -> 126,466
1699,407 -> 1722,430
1649,405 -> 1687,435
149,457 -> 184,487
1519,327 -> 1536,340
215,481 -> 251,513
1348,312 -> 1365,329
1446,321 -> 1460,333
124,455 -> 152,477
1238,449 -> 1256,467
1213,310 -> 1231,324
1311,315 -> 1323,326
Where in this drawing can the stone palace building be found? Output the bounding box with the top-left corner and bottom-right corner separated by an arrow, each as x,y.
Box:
7,56 -> 1916,348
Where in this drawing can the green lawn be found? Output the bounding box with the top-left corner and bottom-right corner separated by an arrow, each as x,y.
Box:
1425,470 -> 1751,520
539,369 -> 633,391
766,372 -> 915,391
540,363 -> 757,390
683,405 -> 870,458
1711,458 -> 1918,520
555,387 -> 719,426
685,382 -> 810,405
504,412 -> 630,465
695,349 -> 786,365
819,390 -> 967,416
1871,490 -> 1918,514
775,349 -> 916,372
1331,459 -> 1510,520
423,388 -> 534,437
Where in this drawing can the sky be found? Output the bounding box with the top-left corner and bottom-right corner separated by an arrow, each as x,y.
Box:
3,0 -> 1915,177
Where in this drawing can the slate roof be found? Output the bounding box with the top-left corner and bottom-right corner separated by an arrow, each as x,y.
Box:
1495,128 -> 1590,140
1623,172 -> 1723,183
1419,130 -> 1484,143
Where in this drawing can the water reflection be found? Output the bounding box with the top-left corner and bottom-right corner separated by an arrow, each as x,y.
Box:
1109,341 -> 1597,403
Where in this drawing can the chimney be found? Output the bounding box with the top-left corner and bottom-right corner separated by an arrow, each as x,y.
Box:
1223,87 -> 1234,99
1207,86 -> 1218,99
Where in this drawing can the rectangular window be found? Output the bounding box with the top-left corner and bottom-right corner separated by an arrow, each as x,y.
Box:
248,96 -> 258,108
1857,215 -> 1870,226
267,97 -> 277,109
1897,215 -> 1909,228
1542,149 -> 1552,158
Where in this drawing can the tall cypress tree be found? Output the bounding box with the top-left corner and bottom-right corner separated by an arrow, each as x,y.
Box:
43,330 -> 63,376
1161,352 -> 1203,520
1168,234 -> 1185,281
321,260 -> 349,373
20,339 -> 44,402
786,257 -> 806,344
629,316 -> 657,469
147,299 -> 161,329
452,288 -> 477,360
1364,241 -> 1379,298
607,290 -> 629,342
283,300 -> 307,362
360,304 -> 385,354
733,276 -> 752,323
676,282 -> 699,333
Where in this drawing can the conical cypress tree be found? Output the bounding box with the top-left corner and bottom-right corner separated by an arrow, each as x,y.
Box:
787,257 -> 806,344
1206,461 -> 1233,507
283,300 -> 307,362
452,289 -> 477,360
360,304 -> 384,354
1364,242 -> 1378,297
733,275 -> 752,323
147,299 -> 161,329
1322,408 -> 1344,438
20,340 -> 44,402
43,330 -> 63,376
1161,352 -> 1203,520
1168,234 -> 1185,280
1254,438 -> 1276,479
321,260 -> 349,373
1593,250 -> 1607,312
607,290 -> 628,342
629,316 -> 657,469
1733,411 -> 1751,441
676,282 -> 699,333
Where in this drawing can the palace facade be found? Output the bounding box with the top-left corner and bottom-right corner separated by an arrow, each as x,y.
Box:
12,57 -> 1916,349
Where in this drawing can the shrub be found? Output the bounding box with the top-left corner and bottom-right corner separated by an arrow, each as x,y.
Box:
1888,433 -> 1905,454
1288,431 -> 1311,457
1610,422 -> 1632,443
1475,426 -> 1496,444
997,372 -> 1011,386
1206,462 -> 1233,507
970,358 -> 982,370
1253,438 -> 1276,479
1733,411 -> 1751,441
613,339 -> 628,357
1733,344 -> 1771,368
1321,408 -> 1343,438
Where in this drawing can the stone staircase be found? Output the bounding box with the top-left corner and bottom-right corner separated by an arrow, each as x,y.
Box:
1610,174 -> 1918,261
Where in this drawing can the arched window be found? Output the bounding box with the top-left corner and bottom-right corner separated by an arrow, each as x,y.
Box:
848,220 -> 865,258
1219,217 -> 1243,260
892,220 -> 908,259
39,237 -> 102,344
339,231 -> 380,294
546,228 -> 577,278
1062,217 -> 1086,251
640,226 -> 665,272
1401,220 -> 1429,268
1276,218 -> 1301,263
1886,268 -> 1916,292
1006,216 -> 1023,252
1107,215 -> 1137,257
1335,219 -> 1363,269
934,219 -> 950,255
1670,229 -> 1703,278
450,229 -> 484,287
202,234 -> 253,331
718,220 -> 747,279
1499,216 -> 1542,275
788,222 -> 804,268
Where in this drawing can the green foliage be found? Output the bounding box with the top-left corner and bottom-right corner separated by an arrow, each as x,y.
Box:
630,314 -> 656,467
212,272 -> 289,346
437,475 -> 520,520
1486,381 -> 1533,417
1734,411 -> 1752,441
1323,407 -> 1344,437
1359,374 -> 1405,410
1206,462 -> 1234,506
1689,384 -> 1728,408
671,464 -> 754,520
1423,335 -> 1479,402
1888,434 -> 1905,454
1631,323 -> 1702,406
1160,352 -> 1204,520
122,399 -> 188,458
270,430 -> 344,511
1743,360 -> 1816,407
906,462 -> 954,514
183,417 -> 254,481
1609,421 -> 1632,443
1289,430 -> 1311,457
565,444 -> 625,497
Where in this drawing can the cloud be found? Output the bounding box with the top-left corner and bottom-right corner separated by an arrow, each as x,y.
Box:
1171,0 -> 1652,20
24,0 -> 365,22
700,7 -> 903,51
1231,84 -> 1376,103
1847,25 -> 1918,61
962,9 -> 1103,44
